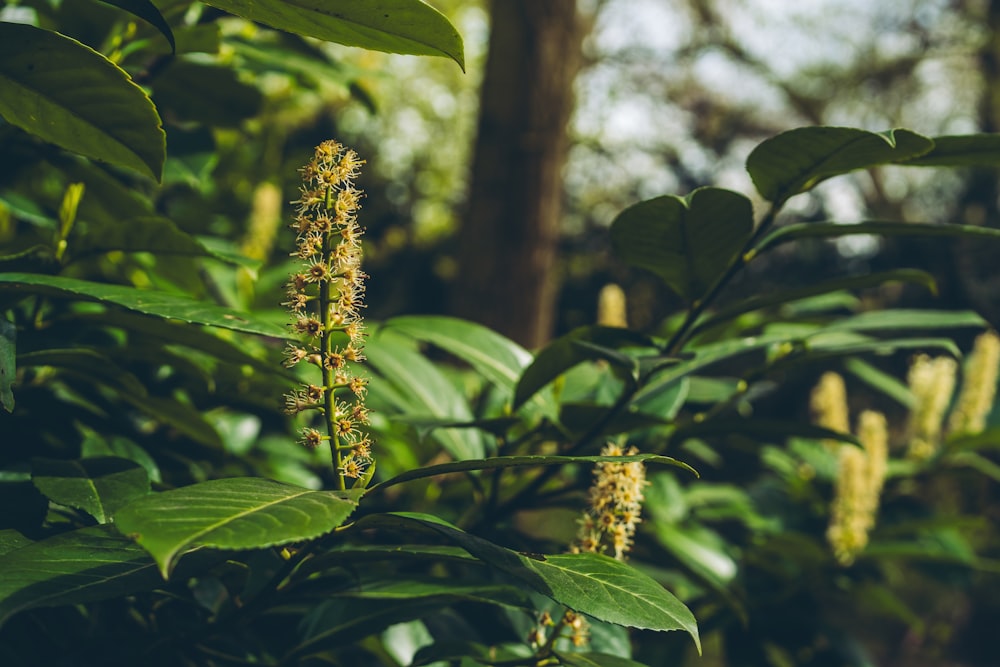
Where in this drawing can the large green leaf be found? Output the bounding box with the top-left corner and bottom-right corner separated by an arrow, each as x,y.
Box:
98,0 -> 175,52
610,188 -> 754,302
114,478 -> 361,578
0,524 -> 160,627
68,216 -> 231,263
755,220 -> 1000,254
0,22 -> 165,180
0,315 -> 14,412
31,457 -> 150,524
557,651 -> 650,667
202,0 -> 465,70
902,134 -> 1000,167
746,127 -> 933,203
367,513 -> 701,650
0,273 -> 289,338
152,60 -> 264,127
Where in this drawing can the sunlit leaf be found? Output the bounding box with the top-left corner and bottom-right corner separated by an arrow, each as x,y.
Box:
31,457 -> 150,524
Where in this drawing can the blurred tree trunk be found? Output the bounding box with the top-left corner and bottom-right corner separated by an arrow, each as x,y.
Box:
452,0 -> 586,348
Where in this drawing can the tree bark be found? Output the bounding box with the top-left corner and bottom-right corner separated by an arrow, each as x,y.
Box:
452,0 -> 586,348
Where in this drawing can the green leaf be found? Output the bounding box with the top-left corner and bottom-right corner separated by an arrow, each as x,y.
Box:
98,0 -> 175,52
0,315 -> 14,413
902,134 -> 1000,167
514,326 -> 654,410
31,457 -> 150,524
201,0 -> 465,70
669,418 -> 860,448
17,348 -> 148,399
152,60 -> 264,127
367,513 -> 701,651
843,358 -> 914,408
823,309 -> 986,333
557,651 -> 650,667
756,220 -> 1000,254
746,127 -> 933,203
0,530 -> 31,557
690,269 -> 938,338
113,478 -> 361,578
610,188 -> 754,302
0,525 -> 160,627
370,454 -> 696,492
366,330 -> 485,460
0,22 -> 165,181
69,216 -> 235,263
0,273 -> 289,338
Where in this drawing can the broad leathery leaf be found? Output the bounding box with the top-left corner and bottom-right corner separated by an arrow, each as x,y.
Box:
372,513 -> 701,651
0,315 -> 14,412
902,134 -> 1000,167
514,326 -> 654,410
114,478 -> 361,578
0,273 -> 289,338
691,269 -> 938,338
31,457 -> 150,524
557,651 -> 650,667
756,220 -> 1000,254
611,188 -> 753,303
747,127 -> 933,203
0,530 -> 31,557
98,0 -> 175,52
0,23 -> 165,181
370,454 -> 696,492
0,524 -> 160,627
366,330 -> 485,460
202,0 -> 465,70
822,309 -> 986,333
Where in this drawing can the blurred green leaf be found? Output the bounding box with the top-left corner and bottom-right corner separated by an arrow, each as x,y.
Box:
0,23 -> 165,180
0,316 -> 14,412
747,127 -> 933,202
557,652 -> 650,667
98,0 -> 175,52
670,418 -> 860,448
610,188 -> 754,302
756,220 -> 1000,254
202,0 -> 465,70
114,478 -> 361,577
31,457 -> 150,524
902,134 -> 1000,167
822,309 -> 986,333
152,60 -> 263,127
69,215 -> 238,263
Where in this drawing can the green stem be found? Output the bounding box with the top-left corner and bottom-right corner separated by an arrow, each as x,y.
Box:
319,188 -> 345,489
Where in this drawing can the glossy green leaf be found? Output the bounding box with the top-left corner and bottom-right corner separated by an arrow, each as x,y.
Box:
557,651 -> 650,667
514,326 -> 654,409
31,457 -> 150,524
0,22 -> 165,180
202,0 -> 465,70
366,330 -> 485,460
0,273 -> 289,338
370,513 -> 700,650
0,525 -> 160,627
610,188 -> 754,302
747,127 -> 933,202
98,0 -> 175,52
902,134 -> 1000,167
691,269 -> 937,338
756,220 -> 1000,254
0,316 -> 14,413
114,478 -> 361,578
823,309 -> 986,333
370,454 -> 696,492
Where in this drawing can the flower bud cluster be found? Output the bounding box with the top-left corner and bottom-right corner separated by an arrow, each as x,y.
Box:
571,443 -> 648,561
282,140 -> 373,483
948,331 -> 1000,437
905,354 -> 957,460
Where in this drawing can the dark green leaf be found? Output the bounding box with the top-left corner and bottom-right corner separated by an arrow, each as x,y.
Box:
669,418 -> 860,448
31,457 -> 150,524
412,641 -> 525,667
153,60 -> 263,127
756,220 -> 1000,254
747,127 -> 933,203
98,0 -> 175,52
17,348 -> 148,399
798,335 -> 961,363
557,651 -> 650,667
0,530 -> 31,557
0,315 -> 14,412
691,269 -> 937,337
370,454 -> 696,492
902,134 -> 1000,167
367,513 -> 701,650
558,402 -> 675,438
0,273 -> 290,338
0,23 -> 165,180
823,309 -> 986,333
610,188 -> 754,302
0,525 -> 160,627
843,358 -> 914,408
69,216 -> 236,263
514,326 -> 654,410
113,478 -> 361,577
201,0 -> 465,70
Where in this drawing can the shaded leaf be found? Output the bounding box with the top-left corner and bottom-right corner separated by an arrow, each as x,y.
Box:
0,273 -> 289,338
0,315 -> 14,412
202,0 -> 465,70
669,418 -> 860,448
902,134 -> 1000,167
557,651 -> 650,667
69,216 -> 236,263
610,188 -> 754,302
31,457 -> 150,524
152,60 -> 263,127
114,478 -> 361,577
822,309 -> 986,333
747,127 -> 933,203
756,220 -> 1000,254
17,348 -> 148,399
98,0 -> 175,52
0,23 -> 165,180
0,530 -> 31,557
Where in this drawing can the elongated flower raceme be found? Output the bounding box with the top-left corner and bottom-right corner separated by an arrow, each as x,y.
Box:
282,140 -> 373,489
947,331 -> 1000,437
905,354 -> 957,460
810,371 -> 850,450
571,443 -> 648,561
